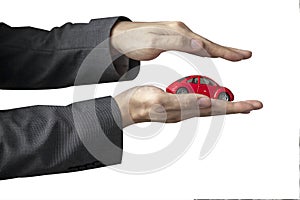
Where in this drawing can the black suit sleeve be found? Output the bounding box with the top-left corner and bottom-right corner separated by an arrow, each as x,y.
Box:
0,97 -> 123,180
0,16 -> 140,89
0,17 -> 140,180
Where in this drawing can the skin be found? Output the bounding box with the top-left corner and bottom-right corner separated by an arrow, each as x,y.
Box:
111,21 -> 263,128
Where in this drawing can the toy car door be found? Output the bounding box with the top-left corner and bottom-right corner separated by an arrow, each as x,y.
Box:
199,77 -> 211,97
186,77 -> 199,93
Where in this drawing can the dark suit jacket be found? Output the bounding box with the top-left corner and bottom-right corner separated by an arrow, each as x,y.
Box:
0,16 -> 140,180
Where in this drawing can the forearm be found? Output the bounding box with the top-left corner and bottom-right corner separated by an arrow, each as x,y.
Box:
0,17 -> 140,89
0,97 -> 123,180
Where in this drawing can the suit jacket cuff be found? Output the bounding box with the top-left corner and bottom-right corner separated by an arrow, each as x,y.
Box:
77,16 -> 140,85
70,96 -> 124,169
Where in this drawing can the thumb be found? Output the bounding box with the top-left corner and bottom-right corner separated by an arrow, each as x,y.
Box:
163,93 -> 211,112
156,34 -> 209,56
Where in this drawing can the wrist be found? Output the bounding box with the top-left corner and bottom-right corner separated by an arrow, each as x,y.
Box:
114,93 -> 139,128
114,87 -> 149,128
110,21 -> 123,57
110,21 -> 132,53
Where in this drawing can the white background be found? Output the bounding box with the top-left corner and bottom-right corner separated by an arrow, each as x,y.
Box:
0,0 -> 299,199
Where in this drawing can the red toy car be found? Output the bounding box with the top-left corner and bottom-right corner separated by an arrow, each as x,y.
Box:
166,75 -> 234,101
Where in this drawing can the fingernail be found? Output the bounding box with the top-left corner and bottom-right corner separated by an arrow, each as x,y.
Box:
191,39 -> 203,49
197,97 -> 211,108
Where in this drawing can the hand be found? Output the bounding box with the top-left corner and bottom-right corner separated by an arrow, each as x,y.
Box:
111,21 -> 252,61
114,86 -> 263,128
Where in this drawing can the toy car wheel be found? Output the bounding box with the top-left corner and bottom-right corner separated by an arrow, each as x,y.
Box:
176,87 -> 188,94
218,92 -> 230,101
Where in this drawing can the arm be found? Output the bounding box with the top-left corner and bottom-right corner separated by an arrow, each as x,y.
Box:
0,17 -> 140,89
0,17 -> 139,180
0,86 -> 262,180
0,96 -> 122,180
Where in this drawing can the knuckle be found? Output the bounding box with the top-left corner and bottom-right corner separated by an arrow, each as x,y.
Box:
149,94 -> 163,105
169,21 -> 186,28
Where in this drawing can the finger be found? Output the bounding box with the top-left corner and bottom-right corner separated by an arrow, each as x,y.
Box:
189,32 -> 251,61
244,100 -> 263,110
156,24 -> 252,61
225,101 -> 256,114
202,41 -> 246,61
155,30 -> 250,62
227,47 -> 252,59
160,93 -> 212,111
199,100 -> 258,116
135,87 -> 211,123
149,94 -> 211,122
163,99 -> 261,122
151,28 -> 207,54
